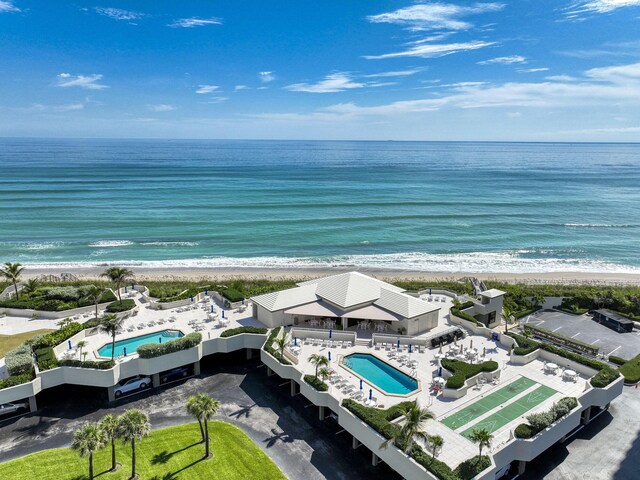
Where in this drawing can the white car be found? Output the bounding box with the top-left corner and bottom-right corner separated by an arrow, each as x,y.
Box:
0,401 -> 29,416
114,376 -> 151,397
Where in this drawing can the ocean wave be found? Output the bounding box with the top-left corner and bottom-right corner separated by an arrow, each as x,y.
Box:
563,223 -> 634,228
139,241 -> 200,247
22,242 -> 63,251
88,240 -> 135,248
16,251 -> 640,274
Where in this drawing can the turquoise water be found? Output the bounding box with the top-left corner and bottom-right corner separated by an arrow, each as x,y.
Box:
2,138 -> 640,273
97,329 -> 184,358
344,353 -> 418,395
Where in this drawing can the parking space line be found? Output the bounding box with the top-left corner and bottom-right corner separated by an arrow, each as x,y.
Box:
571,333 -> 581,338
590,339 -> 600,345
608,345 -> 622,356
552,327 -> 563,332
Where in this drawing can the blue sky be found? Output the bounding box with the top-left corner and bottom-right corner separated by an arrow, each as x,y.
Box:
1,1 -> 640,141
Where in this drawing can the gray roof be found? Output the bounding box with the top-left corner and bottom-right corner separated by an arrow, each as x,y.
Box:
374,288 -> 439,319
251,284 -> 318,312
298,271 -> 405,309
479,288 -> 505,299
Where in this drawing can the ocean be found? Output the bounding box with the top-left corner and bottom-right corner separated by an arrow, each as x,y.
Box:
1,138 -> 639,274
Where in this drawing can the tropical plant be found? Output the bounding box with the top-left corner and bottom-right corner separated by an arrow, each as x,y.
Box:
1,262 -> 25,300
469,428 -> 493,457
85,285 -> 106,319
196,393 -> 220,459
308,353 -> 329,380
186,395 -> 206,443
99,414 -> 120,472
22,278 -> 40,296
101,267 -> 134,303
77,340 -> 87,360
428,434 -> 444,458
273,332 -> 287,360
99,314 -> 125,361
118,409 -> 150,479
318,367 -> 331,382
502,306 -> 514,333
71,422 -> 106,480
381,401 -> 433,454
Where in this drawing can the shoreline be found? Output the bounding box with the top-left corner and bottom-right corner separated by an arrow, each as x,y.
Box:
19,265 -> 640,285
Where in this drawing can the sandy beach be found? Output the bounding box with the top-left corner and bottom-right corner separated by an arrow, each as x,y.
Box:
19,265 -> 640,286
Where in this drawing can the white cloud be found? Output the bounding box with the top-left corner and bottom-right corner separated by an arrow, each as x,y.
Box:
147,104 -> 176,112
285,73 -> 367,93
196,85 -> 219,94
0,1 -> 19,13
568,1 -> 640,15
478,55 -> 527,65
234,85 -> 249,91
518,67 -> 550,73
545,75 -> 578,82
364,69 -> 423,78
168,17 -> 222,28
22,103 -> 84,113
259,71 -> 275,83
367,3 -> 504,31
364,41 -> 495,60
94,7 -> 144,22
206,96 -> 228,104
57,73 -> 108,90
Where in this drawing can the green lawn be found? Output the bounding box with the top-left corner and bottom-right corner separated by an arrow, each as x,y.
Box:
0,329 -> 54,358
0,421 -> 286,480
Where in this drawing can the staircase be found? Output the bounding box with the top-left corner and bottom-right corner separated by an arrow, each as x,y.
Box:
355,338 -> 371,348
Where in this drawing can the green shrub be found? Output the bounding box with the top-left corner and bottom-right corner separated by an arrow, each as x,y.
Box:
136,332 -> 202,358
526,411 -> 556,431
304,374 -> 328,392
608,355 -> 629,366
0,372 -> 34,390
590,366 -> 620,387
514,423 -> 537,439
515,397 -> 578,438
32,322 -> 84,350
392,280 -> 473,295
342,399 -> 413,439
263,327 -> 292,365
410,446 -> 459,480
441,359 -> 498,389
454,456 -> 491,480
450,308 -> 481,326
35,346 -> 57,370
524,325 -> 599,356
5,343 -> 34,376
219,287 -> 244,303
618,354 -> 640,383
106,299 -> 136,313
220,326 -> 268,338
58,359 -> 115,370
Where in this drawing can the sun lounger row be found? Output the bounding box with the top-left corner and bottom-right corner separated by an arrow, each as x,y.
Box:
375,342 -> 425,353
303,338 -> 353,348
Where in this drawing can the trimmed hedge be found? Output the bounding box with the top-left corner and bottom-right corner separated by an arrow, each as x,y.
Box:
524,325 -> 599,356
32,322 -> 84,350
0,372 -> 34,390
609,355 -> 629,366
590,366 -> 620,388
106,299 -> 136,313
219,287 -> 244,303
220,326 -> 268,338
515,397 -> 578,438
0,285 -> 115,311
58,359 -> 115,370
136,332 -> 202,358
441,359 -> 499,389
264,327 -> 292,365
618,354 -> 640,384
450,308 -> 481,326
5,343 -> 34,376
35,347 -> 57,371
304,374 -> 328,392
454,456 -> 491,480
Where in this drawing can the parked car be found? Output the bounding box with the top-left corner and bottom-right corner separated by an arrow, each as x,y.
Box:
114,376 -> 151,397
0,402 -> 29,417
161,366 -> 190,384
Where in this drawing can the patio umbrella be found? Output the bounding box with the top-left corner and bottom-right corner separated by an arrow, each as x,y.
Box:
397,340 -> 400,348
132,282 -> 135,289
211,305 -> 215,313
328,351 -> 331,361
360,379 -> 363,390
438,367 -> 442,376
470,340 -> 473,350
205,287 -> 208,295
429,288 -> 432,295
242,297 -> 245,305
329,329 -> 332,339
190,295 -> 194,302
409,344 -> 412,353
369,389 -> 373,401
294,337 -> 297,346
483,347 -> 486,356
68,340 -> 72,350
159,337 -> 162,343
123,347 -> 127,357
222,310 -> 225,319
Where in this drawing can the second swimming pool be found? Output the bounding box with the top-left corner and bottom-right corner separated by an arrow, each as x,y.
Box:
97,330 -> 184,358
342,353 -> 418,395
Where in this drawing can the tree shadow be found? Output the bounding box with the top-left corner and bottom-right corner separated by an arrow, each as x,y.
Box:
228,403 -> 256,419
263,427 -> 294,448
149,457 -> 206,479
151,442 -> 201,465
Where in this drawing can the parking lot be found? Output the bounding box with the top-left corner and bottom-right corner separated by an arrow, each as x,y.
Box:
522,310 -> 640,360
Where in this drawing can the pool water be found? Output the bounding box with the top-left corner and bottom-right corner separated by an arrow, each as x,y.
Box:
97,330 -> 184,358
343,353 -> 418,395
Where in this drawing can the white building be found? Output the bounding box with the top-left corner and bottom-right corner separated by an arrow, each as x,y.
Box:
251,271 -> 440,336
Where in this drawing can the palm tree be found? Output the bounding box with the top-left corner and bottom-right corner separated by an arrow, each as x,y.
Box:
502,306 -> 514,333
77,340 -> 87,360
381,401 -> 433,454
186,395 -> 206,443
308,353 -> 329,380
86,285 -> 106,319
99,414 -> 120,472
273,330 -> 287,361
99,314 -> 125,360
469,428 -> 493,458
318,367 -> 331,383
22,278 -> 40,296
1,262 -> 25,300
71,422 -> 106,480
101,267 -> 134,303
428,435 -> 444,458
118,409 -> 150,479
198,393 -> 220,459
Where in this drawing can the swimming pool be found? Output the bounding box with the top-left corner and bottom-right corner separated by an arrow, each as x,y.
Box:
97,330 -> 184,358
342,353 -> 419,396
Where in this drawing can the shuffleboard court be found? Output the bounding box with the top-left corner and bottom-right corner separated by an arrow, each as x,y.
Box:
461,384 -> 557,438
441,377 -> 537,430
